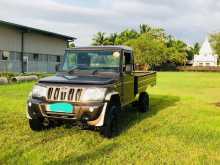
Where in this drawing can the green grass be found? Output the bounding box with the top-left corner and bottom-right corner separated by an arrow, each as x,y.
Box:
1,72 -> 220,164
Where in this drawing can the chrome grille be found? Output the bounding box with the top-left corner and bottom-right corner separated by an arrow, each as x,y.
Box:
47,87 -> 83,102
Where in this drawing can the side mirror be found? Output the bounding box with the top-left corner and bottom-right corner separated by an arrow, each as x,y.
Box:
55,64 -> 60,72
125,64 -> 132,73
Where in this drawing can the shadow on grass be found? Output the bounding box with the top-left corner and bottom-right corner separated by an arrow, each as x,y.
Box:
45,94 -> 180,165
1,95 -> 179,164
117,94 -> 180,135
46,142 -> 120,165
62,94 -> 180,135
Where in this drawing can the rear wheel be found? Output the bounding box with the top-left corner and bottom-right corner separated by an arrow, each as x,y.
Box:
101,101 -> 119,138
138,92 -> 149,113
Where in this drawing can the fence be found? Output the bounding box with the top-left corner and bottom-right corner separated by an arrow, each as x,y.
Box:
0,60 -> 21,73
0,60 -> 58,73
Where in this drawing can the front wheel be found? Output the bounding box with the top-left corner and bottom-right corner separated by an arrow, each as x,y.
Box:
101,102 -> 119,138
29,118 -> 44,131
138,92 -> 149,113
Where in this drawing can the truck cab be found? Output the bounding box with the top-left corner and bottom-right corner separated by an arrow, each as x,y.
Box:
27,46 -> 156,138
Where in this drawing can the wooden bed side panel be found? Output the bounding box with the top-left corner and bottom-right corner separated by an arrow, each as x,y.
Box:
134,72 -> 156,95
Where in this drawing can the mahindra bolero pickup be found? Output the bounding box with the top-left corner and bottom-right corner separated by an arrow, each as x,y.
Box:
27,46 -> 156,138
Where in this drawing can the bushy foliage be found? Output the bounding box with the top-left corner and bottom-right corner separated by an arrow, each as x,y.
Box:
115,29 -> 139,45
91,24 -> 190,68
186,43 -> 200,60
125,34 -> 168,66
125,34 -> 187,67
210,32 -> 220,56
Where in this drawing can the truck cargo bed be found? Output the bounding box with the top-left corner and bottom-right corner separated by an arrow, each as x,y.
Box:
133,71 -> 156,95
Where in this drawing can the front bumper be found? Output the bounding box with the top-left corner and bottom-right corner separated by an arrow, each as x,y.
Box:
27,99 -> 107,126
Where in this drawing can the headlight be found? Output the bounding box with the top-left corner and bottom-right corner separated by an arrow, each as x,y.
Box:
32,85 -> 47,98
80,88 -> 107,102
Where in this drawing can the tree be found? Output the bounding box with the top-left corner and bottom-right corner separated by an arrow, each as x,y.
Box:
92,32 -> 108,46
90,24 -> 189,69
115,29 -> 139,44
68,42 -> 75,48
139,24 -> 152,34
140,24 -> 167,41
186,43 -> 200,60
107,33 -> 118,45
125,33 -> 187,68
210,33 -> 220,56
192,42 -> 200,54
125,34 -> 168,67
166,36 -> 188,63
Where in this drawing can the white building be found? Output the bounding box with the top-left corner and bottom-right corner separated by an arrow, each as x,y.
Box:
193,38 -> 218,67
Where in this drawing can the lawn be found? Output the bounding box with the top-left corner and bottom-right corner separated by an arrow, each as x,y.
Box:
1,72 -> 220,164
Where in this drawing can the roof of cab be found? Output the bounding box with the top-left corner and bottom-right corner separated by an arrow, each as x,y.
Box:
66,46 -> 133,51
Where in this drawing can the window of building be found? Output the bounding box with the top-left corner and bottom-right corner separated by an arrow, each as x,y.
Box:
0,50 -> 2,60
206,63 -> 210,66
56,56 -> 61,62
2,51 -> 10,60
33,53 -> 39,61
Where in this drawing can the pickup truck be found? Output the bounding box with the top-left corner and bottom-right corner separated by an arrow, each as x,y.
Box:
27,46 -> 156,138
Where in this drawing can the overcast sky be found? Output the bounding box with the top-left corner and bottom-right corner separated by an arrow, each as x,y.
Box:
0,0 -> 219,46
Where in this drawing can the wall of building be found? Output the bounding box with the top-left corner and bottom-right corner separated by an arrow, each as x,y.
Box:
193,62 -> 217,67
0,24 -> 68,73
0,25 -> 22,52
24,32 -> 67,55
0,24 -> 67,55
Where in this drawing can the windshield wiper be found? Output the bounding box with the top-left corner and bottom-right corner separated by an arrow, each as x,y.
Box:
68,65 -> 81,74
92,69 -> 99,75
68,64 -> 89,74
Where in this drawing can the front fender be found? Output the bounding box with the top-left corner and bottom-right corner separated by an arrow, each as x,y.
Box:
105,91 -> 119,101
88,91 -> 120,127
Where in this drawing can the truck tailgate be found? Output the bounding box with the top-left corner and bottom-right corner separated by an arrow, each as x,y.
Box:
133,71 -> 156,95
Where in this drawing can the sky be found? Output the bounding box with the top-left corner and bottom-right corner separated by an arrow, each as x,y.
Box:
0,0 -> 220,46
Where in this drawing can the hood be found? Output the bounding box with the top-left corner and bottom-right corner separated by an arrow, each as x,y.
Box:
38,75 -> 116,85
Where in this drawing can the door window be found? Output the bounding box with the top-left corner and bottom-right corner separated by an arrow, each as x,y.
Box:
123,52 -> 133,73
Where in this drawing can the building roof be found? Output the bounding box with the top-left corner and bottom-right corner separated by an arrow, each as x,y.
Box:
0,20 -> 76,41
199,38 -> 213,55
67,46 -> 133,51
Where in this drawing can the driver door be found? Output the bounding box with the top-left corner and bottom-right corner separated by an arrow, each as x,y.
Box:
121,51 -> 134,106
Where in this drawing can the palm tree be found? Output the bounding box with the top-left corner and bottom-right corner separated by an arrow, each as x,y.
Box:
92,32 -> 108,46
140,24 -> 166,40
192,42 -> 200,55
108,33 -> 118,45
139,24 -> 151,34
120,29 -> 139,42
186,43 -> 200,60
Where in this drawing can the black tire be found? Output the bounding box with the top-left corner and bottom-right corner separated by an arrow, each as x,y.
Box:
131,101 -> 138,107
138,92 -> 149,113
29,118 -> 44,131
101,101 -> 119,138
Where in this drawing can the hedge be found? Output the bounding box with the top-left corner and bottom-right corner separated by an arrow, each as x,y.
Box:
177,66 -> 220,72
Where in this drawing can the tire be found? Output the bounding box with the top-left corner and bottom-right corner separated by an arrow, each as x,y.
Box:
131,101 -> 138,107
138,92 -> 149,113
101,101 -> 119,138
29,118 -> 44,131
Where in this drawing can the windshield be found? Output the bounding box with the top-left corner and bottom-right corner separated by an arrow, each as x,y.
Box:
62,50 -> 121,72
